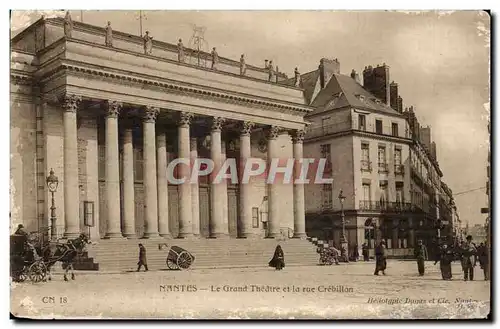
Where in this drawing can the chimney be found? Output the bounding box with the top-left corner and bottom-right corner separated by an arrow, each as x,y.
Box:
319,58 -> 340,89
350,69 -> 361,84
397,95 -> 403,113
390,81 -> 399,111
363,63 -> 390,105
420,126 -> 432,151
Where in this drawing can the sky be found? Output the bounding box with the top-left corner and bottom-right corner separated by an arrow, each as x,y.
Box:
10,10 -> 491,226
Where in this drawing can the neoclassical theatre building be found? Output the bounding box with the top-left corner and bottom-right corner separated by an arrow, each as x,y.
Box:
10,16 -> 312,241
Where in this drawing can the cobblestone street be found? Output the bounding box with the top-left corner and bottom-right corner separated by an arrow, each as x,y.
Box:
11,260 -> 490,319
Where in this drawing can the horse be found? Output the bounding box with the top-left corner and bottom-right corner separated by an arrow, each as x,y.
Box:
42,233 -> 90,281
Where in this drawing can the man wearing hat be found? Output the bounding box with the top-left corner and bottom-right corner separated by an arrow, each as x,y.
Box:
374,239 -> 387,275
414,240 -> 429,276
461,235 -> 477,281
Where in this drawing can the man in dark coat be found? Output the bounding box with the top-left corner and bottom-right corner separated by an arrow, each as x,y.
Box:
478,242 -> 489,280
414,240 -> 429,276
137,243 -> 148,272
362,243 -> 370,261
268,245 -> 285,270
374,240 -> 387,275
434,243 -> 454,280
461,235 -> 476,281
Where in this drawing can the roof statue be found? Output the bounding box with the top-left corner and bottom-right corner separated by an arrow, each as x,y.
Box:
240,54 -> 246,76
64,11 -> 73,38
105,21 -> 113,47
211,47 -> 219,70
177,38 -> 185,62
143,31 -> 153,55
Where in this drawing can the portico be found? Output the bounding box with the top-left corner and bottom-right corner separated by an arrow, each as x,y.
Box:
11,17 -> 312,240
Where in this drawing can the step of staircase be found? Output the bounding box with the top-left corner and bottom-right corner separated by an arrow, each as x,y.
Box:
87,238 -> 319,271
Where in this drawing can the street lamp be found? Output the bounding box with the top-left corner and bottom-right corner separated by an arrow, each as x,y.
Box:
46,168 -> 59,241
338,190 -> 348,262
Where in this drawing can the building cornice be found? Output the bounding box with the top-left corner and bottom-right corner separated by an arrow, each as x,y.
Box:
11,69 -> 33,85
304,128 -> 413,144
38,59 -> 312,115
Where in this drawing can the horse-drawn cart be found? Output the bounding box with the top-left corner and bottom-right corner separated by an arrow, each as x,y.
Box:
10,234 -> 48,283
159,244 -> 195,270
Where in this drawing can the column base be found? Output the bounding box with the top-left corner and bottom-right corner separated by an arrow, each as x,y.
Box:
142,233 -> 160,239
267,232 -> 280,239
159,233 -> 173,239
63,232 -> 81,239
209,233 -> 230,239
240,233 -> 260,239
123,233 -> 137,239
177,233 -> 195,239
103,232 -> 125,239
293,233 -> 308,239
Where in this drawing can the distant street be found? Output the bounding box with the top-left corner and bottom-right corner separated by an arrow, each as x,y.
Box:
11,261 -> 490,319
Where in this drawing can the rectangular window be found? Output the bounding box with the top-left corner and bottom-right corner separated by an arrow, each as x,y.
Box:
361,183 -> 371,210
83,201 -> 95,227
252,207 -> 259,228
358,114 -> 366,131
98,145 -> 105,180
396,185 -> 404,204
380,184 -> 389,202
394,148 -> 402,166
322,183 -> 333,208
375,120 -> 383,134
378,146 -> 388,172
392,123 -> 399,137
361,143 -> 371,171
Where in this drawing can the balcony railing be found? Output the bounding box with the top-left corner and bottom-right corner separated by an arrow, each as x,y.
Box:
359,200 -> 414,212
361,160 -> 372,172
394,164 -> 405,175
378,162 -> 389,173
305,121 -> 353,139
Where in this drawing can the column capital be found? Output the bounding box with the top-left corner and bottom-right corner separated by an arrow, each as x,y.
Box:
143,106 -> 159,123
266,125 -> 281,140
178,112 -> 193,127
240,121 -> 255,136
211,116 -> 225,132
62,94 -> 82,113
291,129 -> 306,144
105,100 -> 122,118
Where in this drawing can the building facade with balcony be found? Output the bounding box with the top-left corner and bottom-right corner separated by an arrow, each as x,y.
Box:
301,60 -> 417,257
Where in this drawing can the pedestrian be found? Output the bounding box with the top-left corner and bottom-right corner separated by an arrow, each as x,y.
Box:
461,235 -> 476,281
414,240 -> 429,276
137,243 -> 148,272
362,243 -> 369,261
478,242 -> 489,280
352,244 -> 360,262
435,243 -> 454,280
268,245 -> 285,270
374,240 -> 387,276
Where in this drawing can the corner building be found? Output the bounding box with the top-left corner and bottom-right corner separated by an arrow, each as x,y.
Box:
10,17 -> 312,241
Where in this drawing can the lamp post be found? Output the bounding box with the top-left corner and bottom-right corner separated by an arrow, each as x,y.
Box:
338,190 -> 348,262
46,168 -> 59,241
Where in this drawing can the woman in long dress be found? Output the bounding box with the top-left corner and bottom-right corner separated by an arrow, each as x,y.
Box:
268,245 -> 285,270
434,244 -> 454,280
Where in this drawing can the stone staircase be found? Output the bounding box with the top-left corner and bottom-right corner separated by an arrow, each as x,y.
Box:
86,238 -> 320,272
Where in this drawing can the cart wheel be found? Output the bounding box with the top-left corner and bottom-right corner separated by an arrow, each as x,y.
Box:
166,258 -> 179,270
29,261 -> 47,283
15,270 -> 27,282
177,251 -> 193,270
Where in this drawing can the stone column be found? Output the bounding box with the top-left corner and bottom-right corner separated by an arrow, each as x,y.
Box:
292,129 -> 307,238
62,94 -> 81,238
142,106 -> 160,238
221,141 -> 229,236
267,125 -> 281,238
104,101 -> 122,238
210,117 -> 228,238
178,112 -> 193,238
122,125 -> 136,238
157,131 -> 171,238
191,138 -> 201,237
239,121 -> 255,238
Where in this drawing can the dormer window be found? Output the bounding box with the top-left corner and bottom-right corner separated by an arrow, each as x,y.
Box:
355,94 -> 366,102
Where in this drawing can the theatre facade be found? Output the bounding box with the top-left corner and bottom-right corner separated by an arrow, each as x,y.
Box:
10,17 -> 312,241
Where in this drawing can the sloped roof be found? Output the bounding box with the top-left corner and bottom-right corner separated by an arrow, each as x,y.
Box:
300,70 -> 320,104
307,72 -> 403,117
